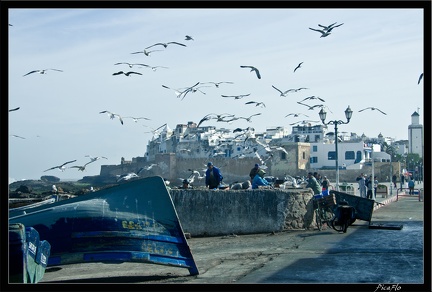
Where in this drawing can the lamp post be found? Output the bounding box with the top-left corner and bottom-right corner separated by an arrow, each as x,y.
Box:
319,106 -> 353,191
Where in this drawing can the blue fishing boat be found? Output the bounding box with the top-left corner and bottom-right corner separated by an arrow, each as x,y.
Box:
9,176 -> 199,276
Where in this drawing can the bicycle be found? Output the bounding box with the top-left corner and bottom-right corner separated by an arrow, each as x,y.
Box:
313,194 -> 337,231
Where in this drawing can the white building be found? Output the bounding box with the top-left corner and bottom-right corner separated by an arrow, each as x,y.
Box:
408,111 -> 423,158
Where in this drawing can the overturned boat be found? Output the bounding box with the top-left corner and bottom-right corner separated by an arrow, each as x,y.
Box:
9,176 -> 199,276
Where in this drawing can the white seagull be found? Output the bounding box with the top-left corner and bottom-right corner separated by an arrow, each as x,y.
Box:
271,85 -> 294,97
23,68 -> 63,76
358,107 -> 387,115
44,160 -> 77,172
240,65 -> 261,79
99,110 -> 124,125
318,22 -> 344,32
203,81 -> 234,88
285,113 -> 309,118
245,101 -> 266,108
114,62 -> 149,68
299,96 -> 325,103
130,49 -> 163,56
221,93 -> 250,99
123,116 -> 151,122
85,155 -> 108,163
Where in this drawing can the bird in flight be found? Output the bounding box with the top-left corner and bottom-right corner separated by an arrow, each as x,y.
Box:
238,113 -> 262,122
271,85 -> 295,97
245,101 -> 266,108
203,81 -> 234,88
418,73 -> 423,84
145,42 -> 187,49
69,161 -> 93,172
318,22 -> 344,32
123,116 -> 151,122
289,120 -> 320,126
294,62 -> 303,73
308,27 -> 331,38
285,113 -> 309,118
130,49 -> 162,56
298,96 -> 325,102
99,110 -> 124,125
114,62 -> 149,68
44,160 -> 77,172
23,68 -> 63,76
148,66 -> 169,71
358,107 -> 387,115
185,35 -> 194,41
112,71 -> 142,76
9,107 -> 20,112
10,134 -> 25,139
240,65 -> 261,79
221,93 -> 250,99
85,155 -> 108,163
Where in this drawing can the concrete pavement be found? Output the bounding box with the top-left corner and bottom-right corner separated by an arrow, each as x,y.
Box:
32,187 -> 429,291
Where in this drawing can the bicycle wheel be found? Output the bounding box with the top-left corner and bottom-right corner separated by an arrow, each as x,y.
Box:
330,217 -> 345,232
315,207 -> 323,231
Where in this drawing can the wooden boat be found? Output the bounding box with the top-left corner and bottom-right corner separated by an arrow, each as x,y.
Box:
9,176 -> 199,276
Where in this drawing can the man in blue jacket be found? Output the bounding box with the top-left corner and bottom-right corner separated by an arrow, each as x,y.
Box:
205,162 -> 223,189
252,169 -> 270,189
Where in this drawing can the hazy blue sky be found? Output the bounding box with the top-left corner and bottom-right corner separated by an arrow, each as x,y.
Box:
7,5 -> 426,182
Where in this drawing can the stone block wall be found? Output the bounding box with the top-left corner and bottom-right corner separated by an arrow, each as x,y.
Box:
169,188 -> 315,237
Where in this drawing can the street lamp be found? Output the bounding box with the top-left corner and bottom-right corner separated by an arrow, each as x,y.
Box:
319,106 -> 353,191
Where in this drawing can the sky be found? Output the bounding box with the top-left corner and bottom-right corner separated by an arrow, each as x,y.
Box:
6,4 -> 427,183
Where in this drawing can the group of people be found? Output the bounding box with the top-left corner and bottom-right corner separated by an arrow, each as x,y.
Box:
356,173 -> 378,200
304,172 -> 331,195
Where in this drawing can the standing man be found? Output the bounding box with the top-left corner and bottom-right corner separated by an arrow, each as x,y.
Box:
205,162 -> 223,189
357,173 -> 367,198
392,174 -> 397,188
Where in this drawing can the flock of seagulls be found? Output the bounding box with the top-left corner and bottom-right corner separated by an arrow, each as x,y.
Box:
44,155 -> 109,173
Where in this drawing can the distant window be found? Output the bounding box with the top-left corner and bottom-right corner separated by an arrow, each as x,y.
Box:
312,145 -> 317,152
281,152 -> 286,160
310,157 -> 318,163
345,151 -> 355,160
328,151 -> 336,160
355,151 -> 362,163
302,152 -> 306,159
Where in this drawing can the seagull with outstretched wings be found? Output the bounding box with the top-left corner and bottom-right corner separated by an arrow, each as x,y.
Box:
145,42 -> 187,49
294,62 -> 303,73
112,71 -> 142,76
245,101 -> 266,108
44,160 -> 77,172
23,68 -> 63,76
240,65 -> 261,79
298,96 -> 325,103
358,107 -> 387,115
309,27 -> 331,38
9,107 -> 20,112
99,110 -> 124,125
285,113 -> 309,118
271,85 -> 294,97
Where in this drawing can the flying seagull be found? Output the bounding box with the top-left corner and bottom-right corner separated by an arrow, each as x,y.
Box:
203,81 -> 234,88
44,160 -> 77,172
238,113 -> 262,122
9,107 -> 20,112
308,27 -> 331,38
85,155 -> 108,163
418,73 -> 423,84
10,134 -> 25,139
23,68 -> 63,76
240,65 -> 261,79
221,93 -> 250,99
294,62 -> 303,73
285,113 -> 309,118
245,101 -> 266,108
271,85 -> 294,97
130,49 -> 162,56
99,110 -> 124,125
69,161 -> 93,172
145,42 -> 187,49
123,116 -> 151,122
358,107 -> 387,115
299,96 -> 325,102
114,62 -> 149,68
148,66 -> 169,71
112,71 -> 142,76
318,22 -> 344,32
185,35 -> 194,41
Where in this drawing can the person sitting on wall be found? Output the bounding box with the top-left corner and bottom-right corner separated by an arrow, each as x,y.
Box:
205,162 -> 223,190
252,169 -> 271,189
306,172 -> 322,195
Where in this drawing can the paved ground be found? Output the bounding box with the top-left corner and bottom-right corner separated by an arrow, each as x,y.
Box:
30,185 -> 429,290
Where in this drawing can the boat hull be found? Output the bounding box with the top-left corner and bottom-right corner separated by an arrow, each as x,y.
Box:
9,176 -> 199,275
